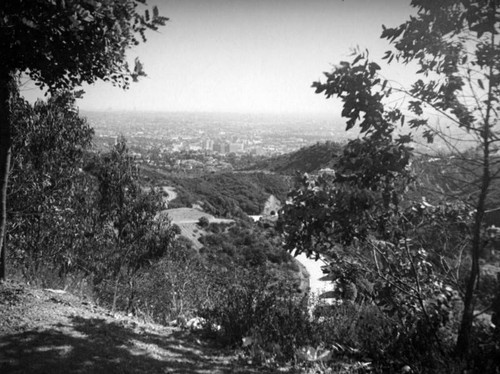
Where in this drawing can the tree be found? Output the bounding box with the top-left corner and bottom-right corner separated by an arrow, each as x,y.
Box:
0,0 -> 168,279
8,92 -> 94,281
380,0 -> 499,356
282,0 -> 499,360
198,216 -> 210,228
84,137 -> 175,311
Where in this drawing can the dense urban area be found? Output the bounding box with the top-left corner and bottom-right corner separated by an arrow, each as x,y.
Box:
86,111 -> 349,172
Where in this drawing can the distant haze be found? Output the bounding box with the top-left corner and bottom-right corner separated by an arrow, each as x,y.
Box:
22,0 -> 414,116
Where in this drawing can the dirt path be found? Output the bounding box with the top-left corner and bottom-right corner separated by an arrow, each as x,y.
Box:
294,254 -> 334,303
161,186 -> 178,204
0,281 -> 283,374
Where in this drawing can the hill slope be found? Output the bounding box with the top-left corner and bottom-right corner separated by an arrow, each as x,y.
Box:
250,141 -> 343,175
168,172 -> 290,217
161,208 -> 234,250
0,281 -> 283,374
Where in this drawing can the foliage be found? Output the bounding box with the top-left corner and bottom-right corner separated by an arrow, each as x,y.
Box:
8,96 -> 178,316
379,0 -> 500,357
1,0 -> 168,90
281,0 -> 500,364
83,137 -> 176,310
101,237 -> 210,322
197,216 -> 210,228
199,269 -> 312,361
200,270 -> 423,370
410,154 -> 500,211
7,93 -> 93,282
199,220 -> 299,281
279,167 -> 473,368
0,0 -> 168,280
278,136 -> 413,257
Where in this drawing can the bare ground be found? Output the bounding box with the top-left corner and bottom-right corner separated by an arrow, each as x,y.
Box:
0,280 -> 288,374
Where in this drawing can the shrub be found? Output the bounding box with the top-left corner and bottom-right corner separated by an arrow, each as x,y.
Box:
198,269 -> 313,361
120,240 -> 211,323
197,216 -> 210,228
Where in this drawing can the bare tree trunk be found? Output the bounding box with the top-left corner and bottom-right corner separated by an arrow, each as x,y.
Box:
112,273 -> 121,313
456,190 -> 487,355
0,71 -> 14,281
456,26 -> 494,352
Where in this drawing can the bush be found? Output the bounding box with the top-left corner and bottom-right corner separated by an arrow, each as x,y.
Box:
198,269 -> 313,361
119,240 -> 212,323
198,216 -> 210,228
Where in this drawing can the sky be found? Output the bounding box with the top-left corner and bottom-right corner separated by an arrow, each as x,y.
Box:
23,0 -> 415,116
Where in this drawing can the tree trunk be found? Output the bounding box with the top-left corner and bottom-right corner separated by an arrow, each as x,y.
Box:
455,206 -> 483,355
456,158 -> 490,355
0,71 -> 14,281
456,11 -> 497,351
112,274 -> 120,313
456,70 -> 493,356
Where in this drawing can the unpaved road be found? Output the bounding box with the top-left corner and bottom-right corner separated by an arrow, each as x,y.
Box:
0,281 -> 286,374
293,254 -> 333,302
161,186 -> 178,204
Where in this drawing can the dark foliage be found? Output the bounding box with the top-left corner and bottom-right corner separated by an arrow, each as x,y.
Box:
250,141 -> 343,175
167,172 -> 290,217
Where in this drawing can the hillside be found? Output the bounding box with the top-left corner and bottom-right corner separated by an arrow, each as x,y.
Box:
167,172 -> 291,218
161,208 -> 234,250
0,280 -> 286,374
249,141 -> 343,175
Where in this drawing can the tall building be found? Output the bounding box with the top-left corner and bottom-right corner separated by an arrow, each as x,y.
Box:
213,142 -> 230,154
203,139 -> 214,151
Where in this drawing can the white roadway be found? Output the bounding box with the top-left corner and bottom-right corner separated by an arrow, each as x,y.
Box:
294,253 -> 333,300
161,186 -> 178,203
249,215 -> 334,301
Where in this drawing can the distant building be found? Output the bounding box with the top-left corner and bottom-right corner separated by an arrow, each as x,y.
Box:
213,142 -> 230,154
203,139 -> 214,151
228,142 -> 244,153
250,147 -> 266,156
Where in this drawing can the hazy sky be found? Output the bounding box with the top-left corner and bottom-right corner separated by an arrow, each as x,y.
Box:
23,0 -> 415,115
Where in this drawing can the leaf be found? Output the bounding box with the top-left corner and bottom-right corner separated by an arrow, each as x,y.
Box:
352,54 -> 363,66
21,17 -> 37,29
312,81 -> 324,94
81,10 -> 94,23
316,349 -> 333,362
381,79 -> 388,91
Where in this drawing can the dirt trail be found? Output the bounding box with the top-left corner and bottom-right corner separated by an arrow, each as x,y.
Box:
0,281 -> 281,374
161,186 -> 178,204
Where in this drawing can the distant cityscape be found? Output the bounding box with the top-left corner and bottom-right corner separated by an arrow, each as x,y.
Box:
83,111 -> 351,172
